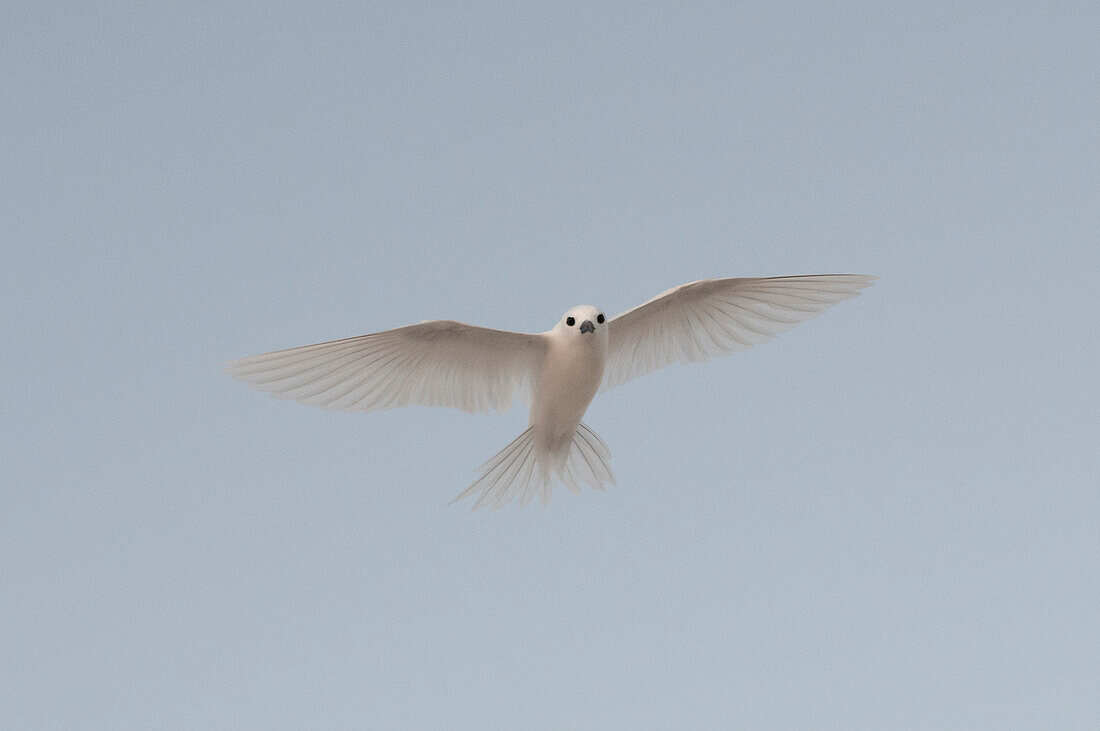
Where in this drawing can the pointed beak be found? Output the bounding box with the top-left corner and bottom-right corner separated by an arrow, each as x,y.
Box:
579,320 -> 595,334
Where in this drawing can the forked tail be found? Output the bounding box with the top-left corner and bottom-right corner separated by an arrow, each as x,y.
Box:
450,422 -> 615,511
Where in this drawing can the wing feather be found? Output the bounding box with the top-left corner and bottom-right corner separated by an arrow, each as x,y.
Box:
225,320 -> 547,414
602,274 -> 875,391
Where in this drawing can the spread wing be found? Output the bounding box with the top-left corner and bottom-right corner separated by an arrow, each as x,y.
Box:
224,320 -> 547,414
602,274 -> 876,391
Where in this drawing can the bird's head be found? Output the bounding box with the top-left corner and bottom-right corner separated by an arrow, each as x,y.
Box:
555,305 -> 606,340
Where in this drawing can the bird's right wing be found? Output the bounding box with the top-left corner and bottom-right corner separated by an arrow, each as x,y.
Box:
602,274 -> 876,391
224,320 -> 547,415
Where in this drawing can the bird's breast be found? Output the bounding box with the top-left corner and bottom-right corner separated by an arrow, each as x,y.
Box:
528,338 -> 606,440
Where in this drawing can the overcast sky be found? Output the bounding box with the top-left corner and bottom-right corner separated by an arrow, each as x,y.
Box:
3,2 -> 1098,727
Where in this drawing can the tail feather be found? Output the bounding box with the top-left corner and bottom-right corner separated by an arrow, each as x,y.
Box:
560,458 -> 582,495
579,422 -> 612,461
453,422 -> 615,510
491,442 -> 537,510
517,455 -> 543,507
471,427 -> 531,474
450,427 -> 533,506
573,424 -> 615,489
480,439 -> 533,511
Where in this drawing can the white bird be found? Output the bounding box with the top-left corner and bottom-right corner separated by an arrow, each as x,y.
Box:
225,274 -> 875,510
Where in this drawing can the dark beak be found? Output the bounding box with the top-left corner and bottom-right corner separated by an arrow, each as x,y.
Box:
579,320 -> 595,334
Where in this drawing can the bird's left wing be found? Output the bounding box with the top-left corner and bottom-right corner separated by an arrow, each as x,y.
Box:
602,274 -> 876,391
225,320 -> 547,414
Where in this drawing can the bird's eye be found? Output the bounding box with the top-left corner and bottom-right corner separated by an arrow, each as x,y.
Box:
566,317 -> 575,327
597,313 -> 605,324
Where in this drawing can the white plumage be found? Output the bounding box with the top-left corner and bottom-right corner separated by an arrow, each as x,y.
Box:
225,274 -> 875,509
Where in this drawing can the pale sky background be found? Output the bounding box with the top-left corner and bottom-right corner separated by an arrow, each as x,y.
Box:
2,2 -> 1098,728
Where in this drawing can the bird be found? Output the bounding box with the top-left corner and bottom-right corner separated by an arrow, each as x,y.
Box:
225,274 -> 875,510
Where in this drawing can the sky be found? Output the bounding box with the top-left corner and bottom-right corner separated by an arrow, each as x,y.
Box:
2,2 -> 1098,727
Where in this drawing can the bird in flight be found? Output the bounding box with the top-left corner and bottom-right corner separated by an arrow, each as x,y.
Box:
226,274 -> 875,510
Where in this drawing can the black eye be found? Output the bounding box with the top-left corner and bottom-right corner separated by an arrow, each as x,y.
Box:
597,313 -> 605,324
566,317 -> 575,327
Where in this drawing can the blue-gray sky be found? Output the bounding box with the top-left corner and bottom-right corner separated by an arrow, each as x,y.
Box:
3,2 -> 1097,727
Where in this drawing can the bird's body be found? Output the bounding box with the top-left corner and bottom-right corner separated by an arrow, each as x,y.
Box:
226,274 -> 875,509
529,306 -> 607,463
